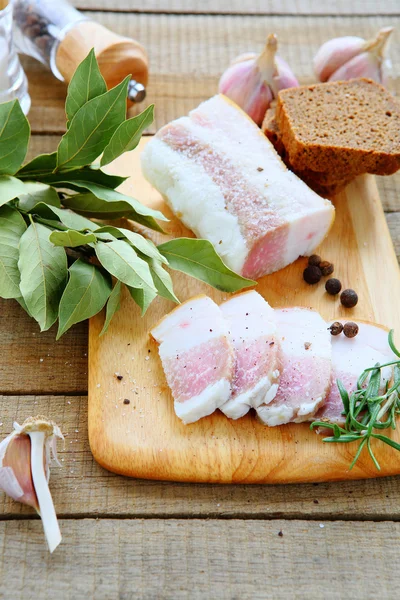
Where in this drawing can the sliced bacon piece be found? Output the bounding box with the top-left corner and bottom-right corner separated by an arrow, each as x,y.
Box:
141,94 -> 334,279
257,307 -> 331,426
314,322 -> 395,424
219,291 -> 281,419
150,295 -> 235,424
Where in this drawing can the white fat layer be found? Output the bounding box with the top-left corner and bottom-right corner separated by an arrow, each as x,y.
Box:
293,398 -> 322,422
276,307 -> 331,360
221,291 -> 277,344
141,138 -> 247,273
220,376 -> 278,419
257,404 -> 294,427
175,379 -> 231,424
151,296 -> 229,356
283,208 -> 334,265
330,321 -> 395,379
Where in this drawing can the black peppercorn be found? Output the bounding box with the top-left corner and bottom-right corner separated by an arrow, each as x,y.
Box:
308,254 -> 321,267
303,265 -> 322,284
328,321 -> 343,336
343,322 -> 359,338
319,260 -> 334,276
340,289 -> 358,308
325,278 -> 342,295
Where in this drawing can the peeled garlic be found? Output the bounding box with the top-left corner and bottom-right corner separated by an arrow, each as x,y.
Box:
0,416 -> 64,553
218,34 -> 299,126
314,27 -> 393,85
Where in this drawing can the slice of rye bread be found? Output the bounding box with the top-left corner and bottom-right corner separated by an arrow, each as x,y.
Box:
275,78 -> 400,175
262,107 -> 357,185
262,106 -> 354,194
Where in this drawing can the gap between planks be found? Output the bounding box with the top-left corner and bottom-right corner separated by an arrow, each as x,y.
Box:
4,511 -> 400,523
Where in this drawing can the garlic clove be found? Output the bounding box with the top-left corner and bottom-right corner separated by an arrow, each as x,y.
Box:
314,27 -> 394,85
1,433 -> 39,510
328,52 -> 382,83
218,33 -> 298,126
218,57 -> 273,126
273,55 -> 299,93
328,27 -> 394,85
314,36 -> 365,82
0,416 -> 64,553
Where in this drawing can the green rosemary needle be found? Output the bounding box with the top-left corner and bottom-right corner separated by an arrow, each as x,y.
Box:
310,329 -> 400,471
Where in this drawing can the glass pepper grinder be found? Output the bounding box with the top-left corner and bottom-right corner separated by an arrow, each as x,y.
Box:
0,0 -> 30,113
13,0 -> 148,103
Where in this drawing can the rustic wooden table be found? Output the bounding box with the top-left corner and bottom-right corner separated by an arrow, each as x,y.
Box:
1,1 -> 400,598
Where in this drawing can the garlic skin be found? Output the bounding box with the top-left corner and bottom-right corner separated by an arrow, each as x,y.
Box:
314,27 -> 393,85
0,416 -> 64,553
218,34 -> 298,126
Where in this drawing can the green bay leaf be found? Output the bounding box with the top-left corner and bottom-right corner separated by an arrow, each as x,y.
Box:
0,176 -> 26,208
57,259 -> 112,339
146,258 -> 179,304
50,230 -> 97,247
56,76 -> 130,171
27,202 -> 97,231
95,226 -> 167,264
101,104 -> 154,166
65,49 -> 107,125
18,221 -> 68,331
61,181 -> 167,231
157,238 -> 256,292
95,239 -> 156,291
0,205 -> 27,299
36,167 -> 127,190
0,100 -> 30,175
128,284 -> 157,315
18,182 -> 60,211
100,280 -> 121,336
17,152 -> 57,178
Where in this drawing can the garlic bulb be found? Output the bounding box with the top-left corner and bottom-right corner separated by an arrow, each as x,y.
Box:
314,27 -> 393,86
0,416 -> 64,553
218,34 -> 299,126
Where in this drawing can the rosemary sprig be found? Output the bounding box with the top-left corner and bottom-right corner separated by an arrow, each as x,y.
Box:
310,330 -> 400,471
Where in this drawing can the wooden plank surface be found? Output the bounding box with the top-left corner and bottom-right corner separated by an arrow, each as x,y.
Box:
71,0 -> 400,15
1,519 -> 400,599
5,394 -> 400,519
88,141 -> 400,484
23,13 -> 400,135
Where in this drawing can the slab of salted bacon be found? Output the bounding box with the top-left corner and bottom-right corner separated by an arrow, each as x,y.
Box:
150,295 -> 235,424
219,291 -> 281,419
257,307 -> 332,426
141,94 -> 334,279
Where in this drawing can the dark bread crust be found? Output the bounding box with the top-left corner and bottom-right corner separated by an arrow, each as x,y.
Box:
275,78 -> 400,176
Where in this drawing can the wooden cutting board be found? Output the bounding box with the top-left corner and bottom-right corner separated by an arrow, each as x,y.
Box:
88,138 -> 400,484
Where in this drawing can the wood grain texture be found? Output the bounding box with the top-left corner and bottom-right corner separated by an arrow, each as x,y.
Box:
22,13 -> 400,135
5,394 -> 400,519
1,519 -> 400,599
0,300 -> 87,395
71,0 -> 400,15
88,140 -> 400,484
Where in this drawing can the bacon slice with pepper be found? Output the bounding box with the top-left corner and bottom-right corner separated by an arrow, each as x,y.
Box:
257,307 -> 332,425
150,295 -> 235,424
220,291 -> 281,419
314,321 -> 395,424
141,94 -> 334,279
